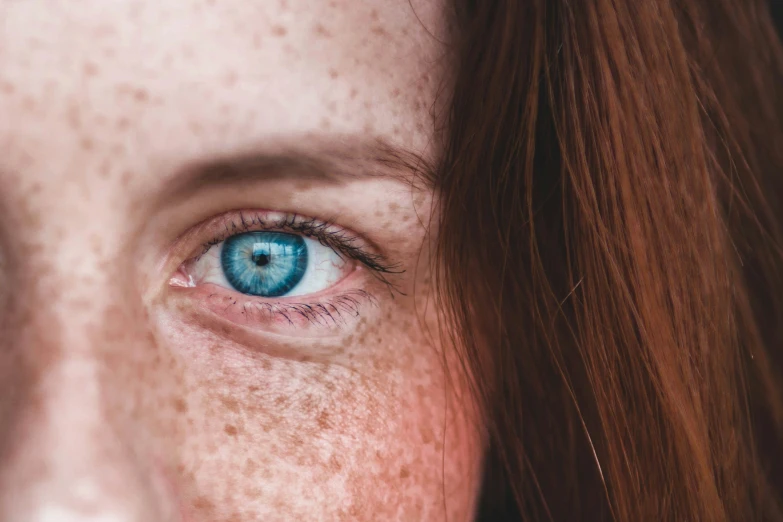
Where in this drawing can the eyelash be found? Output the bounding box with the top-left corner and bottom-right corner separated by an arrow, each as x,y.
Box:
180,210 -> 403,326
201,290 -> 378,327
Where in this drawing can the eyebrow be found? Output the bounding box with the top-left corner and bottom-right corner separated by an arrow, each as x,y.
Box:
157,137 -> 437,205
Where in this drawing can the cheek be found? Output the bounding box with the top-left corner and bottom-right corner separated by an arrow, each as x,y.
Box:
150,314 -> 484,522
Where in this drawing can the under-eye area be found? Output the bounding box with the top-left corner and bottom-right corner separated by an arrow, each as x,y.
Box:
166,210 -> 402,334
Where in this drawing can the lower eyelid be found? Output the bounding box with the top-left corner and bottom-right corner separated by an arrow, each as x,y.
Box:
169,284 -> 377,337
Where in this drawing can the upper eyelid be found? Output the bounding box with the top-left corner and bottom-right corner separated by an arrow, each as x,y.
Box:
197,212 -> 358,257
183,210 -> 404,279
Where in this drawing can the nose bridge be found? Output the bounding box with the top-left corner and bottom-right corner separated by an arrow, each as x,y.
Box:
0,354 -> 164,521
0,216 -> 176,521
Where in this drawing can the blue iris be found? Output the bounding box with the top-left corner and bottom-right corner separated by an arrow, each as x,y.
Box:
220,232 -> 308,297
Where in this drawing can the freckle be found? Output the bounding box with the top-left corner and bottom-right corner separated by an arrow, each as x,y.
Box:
371,25 -> 387,36
349,88 -> 358,99
89,233 -> 103,256
224,424 -> 238,436
189,121 -> 203,136
370,9 -> 379,21
328,68 -> 339,79
173,398 -> 188,413
316,410 -> 331,429
328,454 -> 342,471
248,385 -> 260,393
115,117 -> 130,130
313,23 -> 332,38
93,24 -> 116,38
120,170 -> 134,187
1,81 -> 15,94
224,70 -> 238,87
420,425 -> 434,444
22,96 -> 37,111
82,61 -> 99,77
63,104 -> 82,131
244,486 -> 262,499
193,496 -> 215,512
80,137 -> 94,150
271,25 -> 287,37
221,396 -> 241,413
243,458 -> 258,477
133,88 -> 149,102
399,466 -> 410,479
319,117 -> 332,130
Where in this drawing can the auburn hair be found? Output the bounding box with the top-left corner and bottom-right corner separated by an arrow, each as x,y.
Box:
435,0 -> 783,520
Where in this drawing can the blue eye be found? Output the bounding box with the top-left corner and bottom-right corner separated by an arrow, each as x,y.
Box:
220,232 -> 308,297
189,225 -> 353,299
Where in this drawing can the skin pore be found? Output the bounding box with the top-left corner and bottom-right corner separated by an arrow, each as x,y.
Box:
0,1 -> 484,521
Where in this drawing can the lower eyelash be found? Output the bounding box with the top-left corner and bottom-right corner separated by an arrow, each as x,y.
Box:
206,289 -> 377,327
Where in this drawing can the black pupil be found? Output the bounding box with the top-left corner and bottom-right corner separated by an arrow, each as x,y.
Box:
253,252 -> 270,267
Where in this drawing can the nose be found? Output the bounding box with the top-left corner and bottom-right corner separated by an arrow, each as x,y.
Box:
0,308 -> 179,522
0,352 -> 178,522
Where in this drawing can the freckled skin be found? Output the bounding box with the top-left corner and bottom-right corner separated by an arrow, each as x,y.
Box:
0,1 -> 483,521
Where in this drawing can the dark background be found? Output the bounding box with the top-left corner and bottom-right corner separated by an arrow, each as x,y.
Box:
773,0 -> 782,36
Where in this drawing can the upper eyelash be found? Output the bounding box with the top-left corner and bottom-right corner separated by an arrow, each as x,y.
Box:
194,210 -> 405,293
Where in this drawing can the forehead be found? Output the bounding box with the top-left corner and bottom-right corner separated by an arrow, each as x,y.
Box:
0,0 -> 448,187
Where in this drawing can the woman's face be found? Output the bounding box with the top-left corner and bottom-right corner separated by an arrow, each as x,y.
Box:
0,1 -> 484,521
